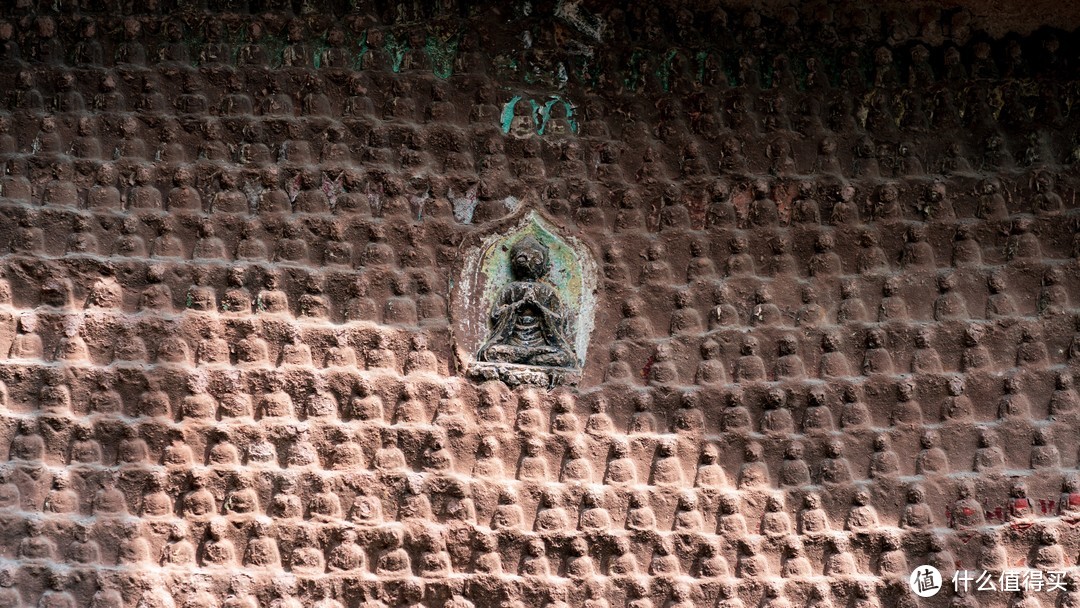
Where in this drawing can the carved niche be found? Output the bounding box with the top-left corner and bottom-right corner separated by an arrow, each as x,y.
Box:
451,211 -> 598,386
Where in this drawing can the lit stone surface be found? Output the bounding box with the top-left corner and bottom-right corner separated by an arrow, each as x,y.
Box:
0,3 -> 1079,607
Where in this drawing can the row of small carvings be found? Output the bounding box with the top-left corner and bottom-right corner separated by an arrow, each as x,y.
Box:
2,491 -> 1073,574
4,73 -> 1075,151
9,323 -> 1080,390
4,422 -> 1077,493
1,157 -> 1076,217
4,392 -> 1080,459
0,580 -> 958,608
4,192 -> 1074,248
4,362 -> 1080,434
5,169 -> 1077,226
4,442 -> 1078,522
0,341 -> 445,377
0,576 -> 934,608
2,161 -> 1075,222
2,514 -> 1073,579
4,104 -> 1072,161
1,277 -> 1074,336
0,475 -> 1054,548
0,520 -> 1033,583
4,349 -> 1080,423
5,201 -> 1078,268
612,341 -> 1080,389
2,409 -> 1078,472
5,148 -> 1080,217
6,19 -> 1078,83
6,226 -> 1080,291
0,262 -> 1073,332
0,112 -> 1076,182
4,49 -> 1077,109
0,4 -> 1073,66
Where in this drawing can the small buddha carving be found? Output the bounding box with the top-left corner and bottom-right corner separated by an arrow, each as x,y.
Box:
365,331 -> 397,370
998,374 -> 1032,419
913,430 -> 949,475
819,332 -> 852,378
161,432 -> 192,469
278,326 -> 313,369
338,277 -> 374,324
889,377 -> 924,425
196,321 -> 230,366
836,280 -> 869,323
974,429 -> 1006,472
907,330 -> 941,373
517,437 -> 549,482
738,442 -> 770,489
256,479 -> 298,525
734,336 -> 767,382
947,481 -> 984,529
160,522 -> 196,570
719,388 -> 750,433
235,220 -> 267,262
477,236 -> 575,368
986,272 -> 1016,318
185,267 -> 216,313
199,519 -> 237,568
845,491 -> 880,534
795,286 -> 826,327
768,234 -> 803,276
1039,267 -> 1069,315
778,440 -> 811,487
619,491 -> 656,534
69,423 -> 102,464
253,373 -> 292,420
647,343 -> 679,386
138,473 -> 171,519
597,439 -> 634,486
54,316 -> 88,363
768,335 -> 804,379
650,439 -> 684,485
5,310 -> 40,361
1031,427 -> 1060,469
1007,217 -> 1042,261
616,297 -> 654,339
43,472 -> 77,515
751,286 -> 782,326
961,323 -> 992,371
1050,371 -> 1079,415
180,473 -> 216,521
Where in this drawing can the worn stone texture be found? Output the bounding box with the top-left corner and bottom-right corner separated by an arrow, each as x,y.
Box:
0,2 -> 1079,607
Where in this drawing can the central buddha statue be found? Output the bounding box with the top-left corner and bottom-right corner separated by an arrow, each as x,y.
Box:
478,235 -> 575,368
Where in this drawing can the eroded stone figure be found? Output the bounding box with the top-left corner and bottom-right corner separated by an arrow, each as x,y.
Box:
478,236 -> 575,368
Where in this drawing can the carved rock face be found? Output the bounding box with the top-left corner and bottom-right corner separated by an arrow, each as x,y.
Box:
3,3 -> 1080,607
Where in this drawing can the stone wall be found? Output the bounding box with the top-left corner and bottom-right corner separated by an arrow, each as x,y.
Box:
0,2 -> 1079,607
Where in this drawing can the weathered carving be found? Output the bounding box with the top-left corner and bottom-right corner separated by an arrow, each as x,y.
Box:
453,211 -> 597,386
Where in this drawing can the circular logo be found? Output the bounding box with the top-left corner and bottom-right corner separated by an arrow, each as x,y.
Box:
909,565 -> 943,598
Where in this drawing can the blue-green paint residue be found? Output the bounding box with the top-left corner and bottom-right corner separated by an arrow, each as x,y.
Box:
425,32 -> 459,79
312,34 -> 329,69
351,30 -> 369,70
501,95 -> 579,135
500,95 -> 522,133
384,33 -> 408,73
625,49 -> 647,92
656,49 -> 677,92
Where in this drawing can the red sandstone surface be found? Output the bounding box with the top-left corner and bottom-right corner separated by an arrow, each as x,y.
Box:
0,2 -> 1078,607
